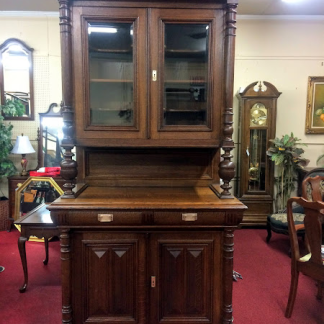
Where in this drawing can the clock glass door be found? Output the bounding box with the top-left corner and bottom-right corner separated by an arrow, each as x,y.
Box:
248,103 -> 268,192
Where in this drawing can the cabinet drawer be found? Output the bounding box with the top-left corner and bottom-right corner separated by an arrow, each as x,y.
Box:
153,211 -> 225,225
65,210 -> 144,226
55,210 -> 227,227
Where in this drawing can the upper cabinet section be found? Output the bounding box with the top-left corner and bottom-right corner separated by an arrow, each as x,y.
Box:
72,4 -> 224,146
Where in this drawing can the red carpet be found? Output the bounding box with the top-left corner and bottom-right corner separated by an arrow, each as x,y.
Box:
0,228 -> 323,323
233,228 -> 324,324
0,228 -> 61,324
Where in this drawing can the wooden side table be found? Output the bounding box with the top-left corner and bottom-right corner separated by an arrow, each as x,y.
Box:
14,204 -> 59,292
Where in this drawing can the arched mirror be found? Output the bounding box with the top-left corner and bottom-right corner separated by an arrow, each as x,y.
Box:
0,38 -> 34,120
38,102 -> 64,168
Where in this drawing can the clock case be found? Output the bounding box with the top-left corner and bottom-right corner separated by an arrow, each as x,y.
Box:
236,81 -> 281,225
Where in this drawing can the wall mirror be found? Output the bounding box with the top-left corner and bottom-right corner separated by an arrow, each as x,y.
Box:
0,38 -> 34,120
37,102 -> 64,168
14,177 -> 63,221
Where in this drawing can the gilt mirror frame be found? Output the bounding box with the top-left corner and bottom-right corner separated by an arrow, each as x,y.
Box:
14,177 -> 63,221
305,76 -> 324,134
0,38 -> 35,120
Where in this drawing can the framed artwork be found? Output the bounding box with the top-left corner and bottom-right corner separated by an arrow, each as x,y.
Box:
305,76 -> 324,134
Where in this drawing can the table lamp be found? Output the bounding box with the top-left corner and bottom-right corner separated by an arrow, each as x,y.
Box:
11,134 -> 35,176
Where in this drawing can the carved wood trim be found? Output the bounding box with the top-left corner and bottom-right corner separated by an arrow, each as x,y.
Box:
222,228 -> 234,324
219,3 -> 237,199
59,0 -> 78,198
60,228 -> 72,323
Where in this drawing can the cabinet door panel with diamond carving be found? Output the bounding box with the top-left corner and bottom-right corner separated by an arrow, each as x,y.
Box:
149,233 -> 221,324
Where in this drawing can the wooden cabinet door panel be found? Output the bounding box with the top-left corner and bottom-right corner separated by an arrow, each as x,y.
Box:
74,233 -> 146,324
149,233 -> 220,324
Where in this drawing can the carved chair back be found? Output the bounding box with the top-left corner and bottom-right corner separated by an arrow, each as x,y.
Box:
285,175 -> 324,318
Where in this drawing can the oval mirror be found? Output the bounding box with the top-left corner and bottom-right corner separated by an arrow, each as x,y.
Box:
0,38 -> 34,120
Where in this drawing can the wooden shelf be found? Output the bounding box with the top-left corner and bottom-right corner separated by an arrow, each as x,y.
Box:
91,108 -> 132,111
165,49 -> 206,58
165,80 -> 205,84
164,109 -> 206,112
91,79 -> 133,83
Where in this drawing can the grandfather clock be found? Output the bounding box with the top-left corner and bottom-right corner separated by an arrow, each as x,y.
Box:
237,81 -> 281,225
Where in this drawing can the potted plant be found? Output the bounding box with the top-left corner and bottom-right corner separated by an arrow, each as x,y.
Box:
266,133 -> 309,212
316,153 -> 324,166
1,98 -> 25,117
0,103 -> 25,230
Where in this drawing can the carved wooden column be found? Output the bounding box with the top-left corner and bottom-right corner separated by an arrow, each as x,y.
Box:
58,0 -> 78,198
219,3 -> 237,199
60,228 -> 72,323
222,227 -> 235,324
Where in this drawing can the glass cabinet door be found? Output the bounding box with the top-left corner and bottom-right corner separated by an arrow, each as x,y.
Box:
88,22 -> 134,126
163,23 -> 209,126
150,9 -> 219,141
74,7 -> 147,140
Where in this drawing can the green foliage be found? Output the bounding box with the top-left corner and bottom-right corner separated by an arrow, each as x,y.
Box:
0,111 -> 17,185
317,154 -> 324,166
1,98 -> 25,117
266,132 -> 309,212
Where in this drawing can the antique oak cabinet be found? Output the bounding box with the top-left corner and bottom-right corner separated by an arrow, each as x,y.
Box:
48,1 -> 246,323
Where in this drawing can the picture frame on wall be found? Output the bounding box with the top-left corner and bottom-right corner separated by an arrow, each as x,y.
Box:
305,76 -> 324,134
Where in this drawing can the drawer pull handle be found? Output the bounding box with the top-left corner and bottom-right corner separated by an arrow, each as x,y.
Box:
182,213 -> 198,221
98,214 -> 113,222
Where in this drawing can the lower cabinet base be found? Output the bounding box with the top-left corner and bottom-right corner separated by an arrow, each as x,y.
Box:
58,228 -> 238,324
49,186 -> 245,324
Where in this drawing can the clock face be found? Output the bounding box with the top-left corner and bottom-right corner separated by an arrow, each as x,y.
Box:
250,103 -> 267,126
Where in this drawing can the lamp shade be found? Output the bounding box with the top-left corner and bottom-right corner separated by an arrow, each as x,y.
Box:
11,135 -> 35,154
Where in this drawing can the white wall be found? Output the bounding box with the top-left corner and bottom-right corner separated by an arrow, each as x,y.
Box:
233,16 -> 324,171
0,12 -> 61,196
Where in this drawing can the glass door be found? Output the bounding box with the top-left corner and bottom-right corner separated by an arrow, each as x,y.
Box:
88,21 -> 134,126
163,23 -> 209,127
150,9 -> 220,142
247,103 -> 268,193
73,7 -> 147,140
